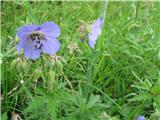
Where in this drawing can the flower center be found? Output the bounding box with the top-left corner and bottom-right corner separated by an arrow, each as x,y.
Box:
29,31 -> 46,50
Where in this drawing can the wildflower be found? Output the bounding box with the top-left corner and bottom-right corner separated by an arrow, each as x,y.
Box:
88,17 -> 103,48
16,22 -> 61,60
137,115 -> 145,120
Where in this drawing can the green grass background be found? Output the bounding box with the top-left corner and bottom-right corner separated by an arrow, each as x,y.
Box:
1,1 -> 160,120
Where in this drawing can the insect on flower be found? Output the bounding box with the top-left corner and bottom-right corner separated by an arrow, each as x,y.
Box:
16,22 -> 61,60
88,17 -> 104,48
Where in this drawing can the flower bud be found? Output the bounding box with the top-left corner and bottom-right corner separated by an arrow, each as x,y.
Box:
17,58 -> 28,72
11,57 -> 26,72
33,68 -> 43,81
11,59 -> 18,70
61,57 -> 67,64
56,60 -> 63,74
48,70 -> 56,91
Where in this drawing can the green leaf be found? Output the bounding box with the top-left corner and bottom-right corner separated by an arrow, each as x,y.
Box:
128,92 -> 152,101
48,97 -> 57,120
23,96 -> 49,114
154,96 -> 160,111
1,112 -> 7,120
150,112 -> 160,120
87,94 -> 101,108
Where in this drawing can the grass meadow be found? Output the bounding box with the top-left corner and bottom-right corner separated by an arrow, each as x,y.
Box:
1,1 -> 160,120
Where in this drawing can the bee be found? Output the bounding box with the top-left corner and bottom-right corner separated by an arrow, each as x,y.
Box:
29,31 -> 45,50
29,31 -> 45,41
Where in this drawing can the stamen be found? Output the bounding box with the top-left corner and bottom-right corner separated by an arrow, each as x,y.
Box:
29,31 -> 45,51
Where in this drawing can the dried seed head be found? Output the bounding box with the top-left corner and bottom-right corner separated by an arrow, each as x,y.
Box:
67,42 -> 82,54
49,55 -> 62,62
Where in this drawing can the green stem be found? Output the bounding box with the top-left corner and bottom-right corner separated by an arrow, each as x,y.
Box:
83,49 -> 97,99
99,1 -> 109,49
101,0 -> 109,24
40,55 -> 47,85
135,1 -> 140,21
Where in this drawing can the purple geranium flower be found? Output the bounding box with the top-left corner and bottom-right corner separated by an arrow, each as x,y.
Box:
137,115 -> 145,120
88,17 -> 103,48
16,22 -> 61,60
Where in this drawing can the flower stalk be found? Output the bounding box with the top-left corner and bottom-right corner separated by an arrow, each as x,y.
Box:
100,0 -> 109,25
40,55 -> 47,84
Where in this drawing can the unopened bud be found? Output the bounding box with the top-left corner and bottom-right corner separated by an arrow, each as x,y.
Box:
56,60 -> 63,74
33,68 -> 43,81
48,70 -> 56,91
11,57 -> 28,72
